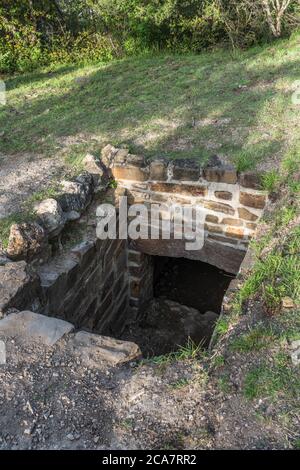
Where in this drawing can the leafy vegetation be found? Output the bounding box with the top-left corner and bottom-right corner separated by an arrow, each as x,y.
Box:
1,1 -> 299,74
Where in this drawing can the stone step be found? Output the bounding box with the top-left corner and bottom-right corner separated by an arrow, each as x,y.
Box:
0,311 -> 74,346
68,331 -> 141,366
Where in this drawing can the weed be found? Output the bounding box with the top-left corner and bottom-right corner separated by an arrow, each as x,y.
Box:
169,378 -> 190,389
262,170 -> 281,192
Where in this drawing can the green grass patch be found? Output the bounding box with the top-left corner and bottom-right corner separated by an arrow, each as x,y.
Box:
1,33 -> 300,170
145,338 -> 204,366
229,326 -> 276,353
237,207 -> 300,314
261,170 -> 281,192
244,353 -> 300,401
214,316 -> 231,338
218,374 -> 232,394
169,378 -> 190,389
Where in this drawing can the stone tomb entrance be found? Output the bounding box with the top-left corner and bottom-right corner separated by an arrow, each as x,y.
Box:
0,146 -> 268,359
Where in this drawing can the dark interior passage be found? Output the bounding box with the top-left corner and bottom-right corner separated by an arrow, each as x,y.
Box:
121,256 -> 236,357
154,256 -> 234,314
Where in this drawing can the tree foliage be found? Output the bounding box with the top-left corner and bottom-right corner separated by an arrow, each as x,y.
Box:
0,0 -> 299,73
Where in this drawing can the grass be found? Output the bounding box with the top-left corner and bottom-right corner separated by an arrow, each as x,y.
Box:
229,326 -> 276,352
243,352 -> 300,401
261,170 -> 281,192
236,196 -> 300,314
145,338 -> 203,366
218,374 -> 232,393
0,33 -> 300,172
169,378 -> 190,389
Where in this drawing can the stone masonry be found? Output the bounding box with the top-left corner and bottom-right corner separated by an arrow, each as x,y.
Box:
0,145 -> 269,335
101,145 -> 268,316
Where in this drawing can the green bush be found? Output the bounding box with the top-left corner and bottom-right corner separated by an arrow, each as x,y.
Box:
0,0 -> 299,73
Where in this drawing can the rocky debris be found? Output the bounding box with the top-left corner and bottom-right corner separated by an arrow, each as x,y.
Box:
0,261 -> 39,314
282,297 -> 295,309
64,210 -> 81,221
82,154 -> 104,185
6,222 -> 48,261
57,173 -> 94,214
0,311 -> 74,346
101,144 -> 119,168
34,198 -> 66,238
0,340 -> 5,364
290,340 -> 300,366
0,255 -> 10,266
69,331 -> 141,366
121,298 -> 219,356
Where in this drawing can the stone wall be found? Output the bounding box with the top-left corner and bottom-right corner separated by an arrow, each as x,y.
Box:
36,236 -> 130,334
1,233 -> 130,335
103,146 -> 267,261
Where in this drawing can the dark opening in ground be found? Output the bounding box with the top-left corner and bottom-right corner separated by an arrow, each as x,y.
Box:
122,257 -> 235,358
154,257 -> 234,313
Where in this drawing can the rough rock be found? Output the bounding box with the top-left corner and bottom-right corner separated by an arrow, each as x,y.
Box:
0,255 -> 10,266
69,331 -> 141,365
101,144 -> 118,167
0,261 -> 39,314
35,198 -> 66,238
291,340 -> 300,366
0,339 -> 5,364
64,210 -> 81,221
82,153 -> 104,185
57,173 -> 94,214
6,222 -> 48,261
0,311 -> 74,346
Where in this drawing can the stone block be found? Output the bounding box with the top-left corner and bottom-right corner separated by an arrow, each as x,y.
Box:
222,218 -> 243,227
203,166 -> 237,184
172,160 -> 200,181
112,165 -> 149,182
240,192 -> 266,209
150,182 -> 207,197
149,160 -> 168,181
0,311 -> 74,346
239,171 -> 263,189
0,261 -> 39,314
238,207 -> 259,221
205,214 -> 219,224
225,227 -> 245,239
6,222 -> 48,262
203,200 -> 235,215
214,191 -> 233,201
69,331 -> 141,365
204,224 -> 223,234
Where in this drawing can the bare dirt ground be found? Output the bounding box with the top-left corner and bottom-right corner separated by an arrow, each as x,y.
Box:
0,320 -> 294,451
0,153 -> 66,218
